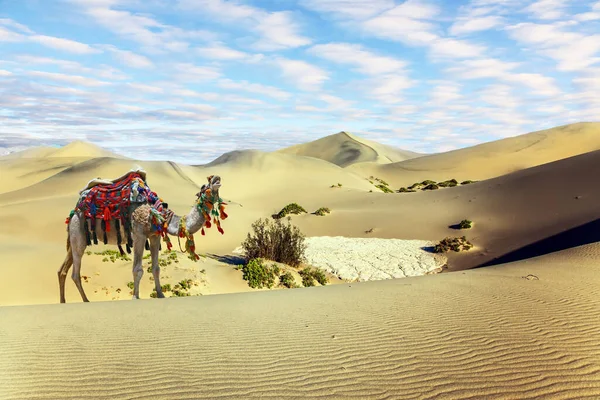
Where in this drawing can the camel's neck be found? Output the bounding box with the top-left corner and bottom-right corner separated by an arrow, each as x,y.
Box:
166,203 -> 204,236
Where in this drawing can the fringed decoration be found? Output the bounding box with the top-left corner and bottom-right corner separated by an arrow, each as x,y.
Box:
201,227 -> 205,236
118,244 -> 125,256
84,218 -> 92,246
102,207 -> 111,232
115,218 -> 123,247
91,216 -> 98,245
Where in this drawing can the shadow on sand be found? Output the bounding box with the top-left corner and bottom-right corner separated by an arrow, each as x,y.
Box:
206,254 -> 245,266
474,217 -> 600,268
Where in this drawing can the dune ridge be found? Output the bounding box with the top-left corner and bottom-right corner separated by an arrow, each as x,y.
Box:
277,131 -> 422,167
350,122 -> 600,186
1,247 -> 599,399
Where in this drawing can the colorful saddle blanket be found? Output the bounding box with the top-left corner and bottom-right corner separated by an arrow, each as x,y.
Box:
70,170 -> 167,254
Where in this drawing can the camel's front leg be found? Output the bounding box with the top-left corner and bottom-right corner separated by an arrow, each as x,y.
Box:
150,235 -> 165,298
131,236 -> 145,299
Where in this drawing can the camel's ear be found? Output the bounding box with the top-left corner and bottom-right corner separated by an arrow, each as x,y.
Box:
207,175 -> 214,183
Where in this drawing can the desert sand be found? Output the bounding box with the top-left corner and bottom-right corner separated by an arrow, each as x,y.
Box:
1,121 -> 600,398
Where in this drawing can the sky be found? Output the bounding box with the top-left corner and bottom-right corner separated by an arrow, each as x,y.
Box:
1,0 -> 599,164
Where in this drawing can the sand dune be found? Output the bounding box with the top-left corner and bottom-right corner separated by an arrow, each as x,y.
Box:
2,123 -> 600,398
1,244 -> 599,399
277,131 -> 422,167
350,122 -> 600,187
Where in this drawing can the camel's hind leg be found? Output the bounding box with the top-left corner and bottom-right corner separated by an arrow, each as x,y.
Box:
70,222 -> 90,303
57,244 -> 73,303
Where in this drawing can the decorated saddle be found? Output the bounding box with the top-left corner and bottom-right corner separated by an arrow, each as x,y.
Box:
67,169 -> 168,255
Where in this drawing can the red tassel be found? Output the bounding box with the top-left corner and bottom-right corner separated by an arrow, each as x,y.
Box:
201,228 -> 205,236
65,217 -> 70,224
220,210 -> 228,220
218,226 -> 224,234
205,220 -> 211,228
103,207 -> 111,232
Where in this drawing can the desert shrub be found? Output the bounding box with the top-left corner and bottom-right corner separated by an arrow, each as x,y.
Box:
126,281 -> 134,290
280,272 -> 297,288
375,177 -> 389,186
240,258 -> 279,289
299,267 -> 328,287
397,187 -> 416,193
179,279 -> 194,290
438,179 -> 458,187
460,180 -> 476,185
408,183 -> 422,190
422,183 -> 439,190
337,183 -> 342,187
242,217 -> 307,267
161,283 -> 172,292
95,249 -> 131,262
272,203 -> 307,219
375,184 -> 394,193
314,207 -> 331,216
459,219 -> 472,229
434,236 -> 473,253
421,180 -> 436,186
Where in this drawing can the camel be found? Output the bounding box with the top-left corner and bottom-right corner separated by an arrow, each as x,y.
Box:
58,171 -> 227,303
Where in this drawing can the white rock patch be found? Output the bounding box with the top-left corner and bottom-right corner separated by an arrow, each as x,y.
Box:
303,236 -> 447,282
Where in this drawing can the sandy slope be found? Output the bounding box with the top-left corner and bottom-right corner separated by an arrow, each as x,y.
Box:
3,131 -> 600,304
350,122 -> 600,187
1,244 -> 599,399
277,131 -> 421,167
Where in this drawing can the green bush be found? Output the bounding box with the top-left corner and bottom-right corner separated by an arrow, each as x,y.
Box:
397,187 -> 416,193
375,184 -> 394,193
242,217 -> 307,267
434,236 -> 473,253
298,267 -> 328,287
240,258 -> 279,289
408,183 -> 422,190
438,179 -> 458,187
460,180 -> 476,185
280,272 -> 297,288
421,180 -> 436,186
422,183 -> 439,190
314,207 -> 331,216
273,203 -> 307,219
459,219 -> 472,229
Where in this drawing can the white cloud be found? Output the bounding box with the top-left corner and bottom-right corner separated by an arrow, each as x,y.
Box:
360,1 -> 440,46
0,26 -> 26,42
428,38 -> 485,58
446,58 -> 520,79
197,42 -> 261,61
503,73 -> 561,96
27,71 -> 111,87
69,1 -> 214,53
179,0 -> 311,51
429,82 -> 462,104
274,58 -> 328,91
478,84 -> 520,108
506,22 -> 600,71
100,45 -> 153,68
251,11 -> 311,51
309,43 -> 407,75
449,15 -> 503,35
29,35 -> 100,54
367,75 -> 413,104
298,0 -> 394,20
126,82 -> 164,93
523,0 -> 570,20
13,55 -> 128,80
173,63 -> 221,81
218,79 -> 291,100
0,70 -> 13,76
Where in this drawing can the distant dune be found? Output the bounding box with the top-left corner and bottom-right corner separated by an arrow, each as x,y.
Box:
277,131 -> 422,167
3,140 -> 126,160
350,122 -> 600,187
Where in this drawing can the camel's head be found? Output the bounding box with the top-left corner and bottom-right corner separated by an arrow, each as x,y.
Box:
196,175 -> 222,200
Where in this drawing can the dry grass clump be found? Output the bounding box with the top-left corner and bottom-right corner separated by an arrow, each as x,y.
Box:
434,236 -> 473,253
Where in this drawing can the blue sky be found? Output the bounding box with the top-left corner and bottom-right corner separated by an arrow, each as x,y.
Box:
1,0 -> 599,163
